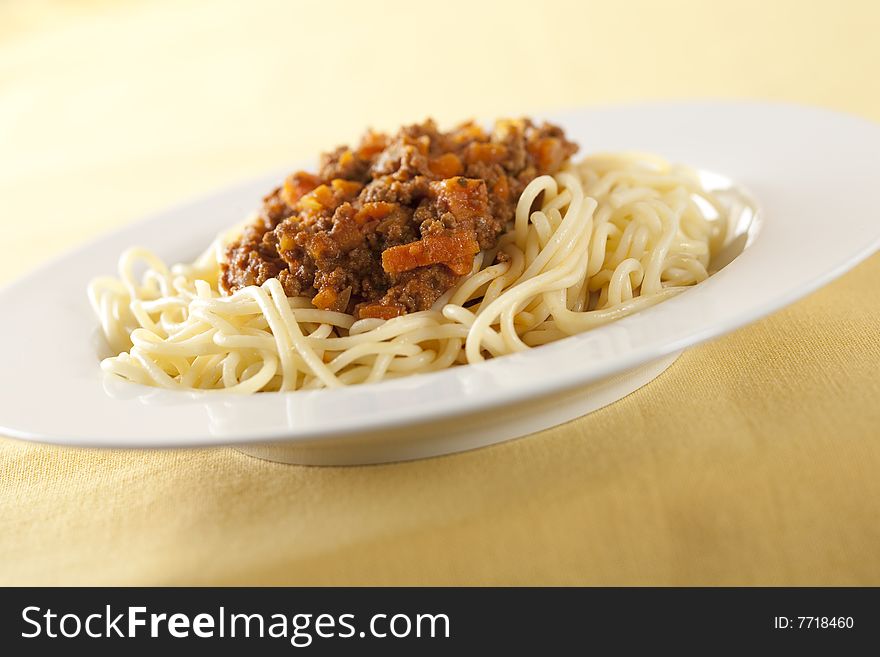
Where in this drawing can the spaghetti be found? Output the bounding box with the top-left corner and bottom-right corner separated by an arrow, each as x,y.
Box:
89,153 -> 728,392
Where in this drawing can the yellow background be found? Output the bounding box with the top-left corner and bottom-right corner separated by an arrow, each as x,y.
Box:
2,0 -> 879,585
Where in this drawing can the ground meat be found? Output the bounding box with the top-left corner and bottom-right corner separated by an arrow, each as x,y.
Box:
220,118 -> 578,318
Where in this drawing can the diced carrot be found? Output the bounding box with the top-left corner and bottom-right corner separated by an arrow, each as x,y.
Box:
305,232 -> 337,260
415,136 -> 430,155
450,121 -> 486,144
355,201 -> 396,225
465,142 -> 507,164
311,287 -> 338,310
338,150 -> 355,167
528,137 -> 565,172
429,177 -> 489,222
281,171 -> 321,206
381,230 -> 480,275
493,175 -> 509,202
357,130 -> 388,159
358,303 -> 407,320
278,233 -> 296,252
330,178 -> 363,198
428,153 -> 463,178
299,184 -> 335,211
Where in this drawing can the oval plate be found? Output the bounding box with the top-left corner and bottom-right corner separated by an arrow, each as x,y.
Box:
2,102 -> 879,455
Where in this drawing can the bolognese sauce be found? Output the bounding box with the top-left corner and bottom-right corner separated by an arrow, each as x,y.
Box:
220,119 -> 578,319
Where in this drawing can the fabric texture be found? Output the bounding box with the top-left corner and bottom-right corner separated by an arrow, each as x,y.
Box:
1,0 -> 879,585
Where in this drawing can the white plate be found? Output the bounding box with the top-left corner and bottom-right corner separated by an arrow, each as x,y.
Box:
2,101 -> 879,464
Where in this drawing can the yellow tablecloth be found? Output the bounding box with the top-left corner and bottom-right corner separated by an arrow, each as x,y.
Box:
2,0 -> 879,585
